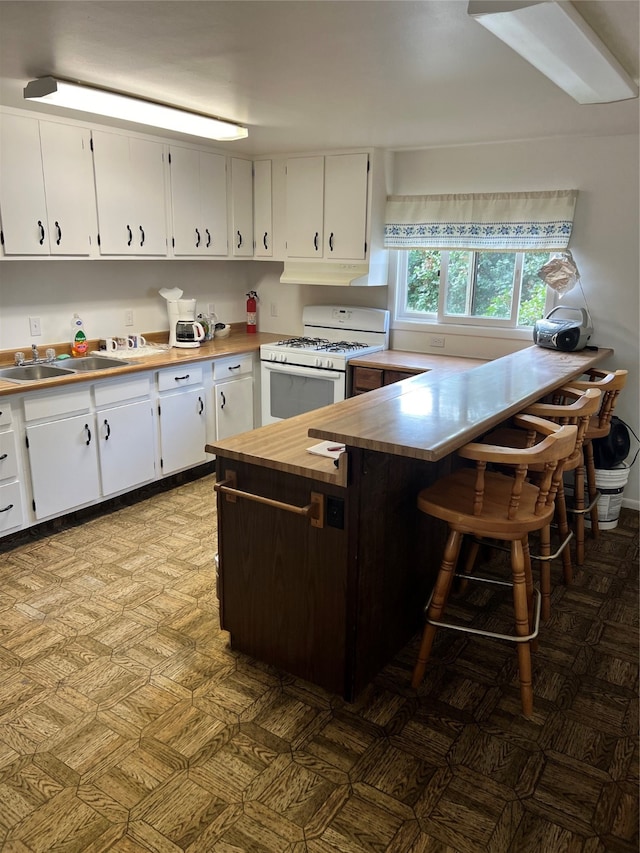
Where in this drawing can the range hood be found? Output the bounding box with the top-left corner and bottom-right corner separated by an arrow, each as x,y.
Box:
280,259 -> 388,287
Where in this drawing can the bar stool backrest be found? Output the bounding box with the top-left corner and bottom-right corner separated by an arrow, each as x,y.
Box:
457,415 -> 577,520
525,386 -> 602,469
568,369 -> 628,432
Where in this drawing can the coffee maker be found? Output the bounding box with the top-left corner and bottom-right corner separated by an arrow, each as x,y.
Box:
159,289 -> 206,349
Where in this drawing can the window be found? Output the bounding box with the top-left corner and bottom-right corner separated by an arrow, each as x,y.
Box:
395,249 -> 553,329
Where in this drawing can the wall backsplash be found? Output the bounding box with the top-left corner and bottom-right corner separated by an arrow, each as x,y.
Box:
0,259 -> 270,350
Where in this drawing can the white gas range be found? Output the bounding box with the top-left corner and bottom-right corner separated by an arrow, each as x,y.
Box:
260,305 -> 390,424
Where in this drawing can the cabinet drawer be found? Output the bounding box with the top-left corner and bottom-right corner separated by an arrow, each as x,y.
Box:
0,403 -> 12,426
384,370 -> 413,386
95,375 -> 151,407
0,481 -> 23,533
212,354 -> 253,381
352,366 -> 383,392
24,387 -> 91,421
158,365 -> 204,391
0,430 -> 18,481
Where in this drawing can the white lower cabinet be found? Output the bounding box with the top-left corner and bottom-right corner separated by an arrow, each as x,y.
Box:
158,366 -> 207,475
212,355 -> 255,440
2,354 -> 257,538
95,376 -> 156,495
26,413 -> 100,519
0,403 -> 24,533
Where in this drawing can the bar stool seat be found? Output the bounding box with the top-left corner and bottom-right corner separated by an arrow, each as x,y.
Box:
412,415 -> 577,718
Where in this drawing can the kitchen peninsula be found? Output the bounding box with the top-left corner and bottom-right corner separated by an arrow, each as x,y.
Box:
208,345 -> 613,700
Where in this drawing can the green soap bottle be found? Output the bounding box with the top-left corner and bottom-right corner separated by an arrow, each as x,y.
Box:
71,313 -> 88,357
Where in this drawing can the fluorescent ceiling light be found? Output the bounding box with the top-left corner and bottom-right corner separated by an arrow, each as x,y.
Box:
24,76 -> 248,141
468,1 -> 638,104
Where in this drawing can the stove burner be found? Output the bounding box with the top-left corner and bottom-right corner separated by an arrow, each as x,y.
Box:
276,336 -> 330,348
315,341 -> 370,352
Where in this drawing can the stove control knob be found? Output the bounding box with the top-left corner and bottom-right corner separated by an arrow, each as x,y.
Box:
279,353 -> 288,363
315,357 -> 323,368
325,359 -> 334,369
269,353 -> 277,361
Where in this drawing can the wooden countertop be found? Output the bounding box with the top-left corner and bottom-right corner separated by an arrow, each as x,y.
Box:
208,345 -> 613,483
350,350 -> 486,373
0,330 -> 284,397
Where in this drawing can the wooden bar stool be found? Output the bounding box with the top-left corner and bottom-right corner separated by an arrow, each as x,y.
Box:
412,415 -> 577,717
521,386 -> 602,616
562,369 -> 627,554
468,386 -> 601,620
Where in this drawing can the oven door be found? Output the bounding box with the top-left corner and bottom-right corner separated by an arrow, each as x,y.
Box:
261,360 -> 346,425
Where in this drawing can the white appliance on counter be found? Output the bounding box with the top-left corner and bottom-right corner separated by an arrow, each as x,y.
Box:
260,305 -> 390,425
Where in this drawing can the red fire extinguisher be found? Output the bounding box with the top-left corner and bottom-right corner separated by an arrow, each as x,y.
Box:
246,291 -> 258,334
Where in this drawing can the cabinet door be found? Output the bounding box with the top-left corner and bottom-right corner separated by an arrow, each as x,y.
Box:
324,152 -> 368,260
159,387 -> 207,475
39,121 -> 96,255
0,430 -> 19,481
253,159 -> 272,257
26,415 -> 100,519
214,376 -> 254,440
169,146 -> 227,256
0,482 -> 23,534
285,156 -> 324,258
93,130 -> 167,255
0,114 -> 50,255
230,158 -> 253,257
98,400 -> 156,495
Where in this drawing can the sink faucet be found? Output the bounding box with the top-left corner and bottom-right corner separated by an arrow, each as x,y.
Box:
31,344 -> 39,362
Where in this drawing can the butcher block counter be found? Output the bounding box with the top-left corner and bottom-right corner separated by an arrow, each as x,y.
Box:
207,346 -> 613,482
0,328 -> 284,397
210,345 -> 613,700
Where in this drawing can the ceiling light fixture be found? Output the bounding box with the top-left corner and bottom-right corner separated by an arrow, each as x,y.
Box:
23,76 -> 248,141
467,0 -> 638,104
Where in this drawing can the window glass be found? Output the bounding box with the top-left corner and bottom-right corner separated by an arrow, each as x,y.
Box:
399,249 -> 551,329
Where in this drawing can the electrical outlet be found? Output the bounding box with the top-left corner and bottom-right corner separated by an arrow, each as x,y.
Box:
29,317 -> 41,336
430,336 -> 445,348
124,309 -> 134,327
270,302 -> 278,317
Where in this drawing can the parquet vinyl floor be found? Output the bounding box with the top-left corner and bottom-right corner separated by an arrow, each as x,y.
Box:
0,470 -> 637,852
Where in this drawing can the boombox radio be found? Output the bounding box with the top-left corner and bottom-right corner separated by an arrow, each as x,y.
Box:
533,307 -> 593,352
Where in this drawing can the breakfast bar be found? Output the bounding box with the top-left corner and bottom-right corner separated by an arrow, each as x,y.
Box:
207,345 -> 613,700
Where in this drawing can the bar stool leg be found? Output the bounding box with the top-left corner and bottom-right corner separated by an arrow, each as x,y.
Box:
555,482 -> 573,585
511,537 -> 534,718
537,520 -> 552,622
584,441 -> 600,539
411,528 -> 462,689
574,459 -> 586,565
522,535 -> 538,652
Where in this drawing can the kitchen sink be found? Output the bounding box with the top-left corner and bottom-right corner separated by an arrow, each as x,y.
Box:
0,363 -> 77,382
65,356 -> 131,371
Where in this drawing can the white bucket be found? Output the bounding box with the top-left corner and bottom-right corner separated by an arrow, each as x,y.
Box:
586,464 -> 631,530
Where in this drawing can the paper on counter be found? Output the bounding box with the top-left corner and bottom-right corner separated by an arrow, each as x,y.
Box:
306,441 -> 346,459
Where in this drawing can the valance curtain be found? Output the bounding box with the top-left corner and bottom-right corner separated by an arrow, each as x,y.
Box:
384,189 -> 577,251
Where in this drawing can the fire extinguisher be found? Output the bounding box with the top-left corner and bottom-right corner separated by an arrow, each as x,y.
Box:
246,291 -> 258,334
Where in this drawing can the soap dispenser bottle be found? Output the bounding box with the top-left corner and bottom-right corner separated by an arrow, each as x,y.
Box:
71,313 -> 88,357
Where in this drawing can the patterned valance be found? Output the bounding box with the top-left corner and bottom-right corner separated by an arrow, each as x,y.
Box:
384,189 -> 577,251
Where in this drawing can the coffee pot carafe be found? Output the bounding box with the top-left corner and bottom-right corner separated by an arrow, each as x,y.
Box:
159,290 -> 205,349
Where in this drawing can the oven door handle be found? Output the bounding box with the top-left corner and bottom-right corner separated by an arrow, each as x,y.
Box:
260,360 -> 344,381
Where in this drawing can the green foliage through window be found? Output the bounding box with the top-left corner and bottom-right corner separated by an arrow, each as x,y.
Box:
404,249 -> 550,327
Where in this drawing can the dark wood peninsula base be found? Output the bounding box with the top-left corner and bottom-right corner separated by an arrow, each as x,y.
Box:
209,346 -> 614,701
215,449 -> 448,700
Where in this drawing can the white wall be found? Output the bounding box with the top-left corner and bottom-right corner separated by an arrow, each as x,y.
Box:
0,259 -> 258,349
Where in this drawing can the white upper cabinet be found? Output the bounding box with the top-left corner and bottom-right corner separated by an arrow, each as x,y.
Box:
230,157 -> 253,257
253,159 -> 273,258
323,153 -> 368,260
0,114 -> 96,256
92,129 -> 168,255
285,155 -> 325,259
169,145 -> 228,256
285,153 -> 369,261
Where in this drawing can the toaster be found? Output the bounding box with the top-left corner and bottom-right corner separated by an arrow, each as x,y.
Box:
533,307 -> 593,352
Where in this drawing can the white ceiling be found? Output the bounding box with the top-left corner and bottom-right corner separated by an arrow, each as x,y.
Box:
0,0 -> 638,156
